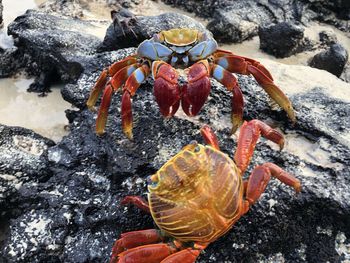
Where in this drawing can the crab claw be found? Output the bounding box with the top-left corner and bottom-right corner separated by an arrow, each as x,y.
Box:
152,61 -> 181,117
182,60 -> 211,116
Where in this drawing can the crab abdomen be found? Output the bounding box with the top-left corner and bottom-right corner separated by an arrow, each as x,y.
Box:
148,145 -> 244,243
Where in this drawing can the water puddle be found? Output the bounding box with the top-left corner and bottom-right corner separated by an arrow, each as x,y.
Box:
0,77 -> 71,142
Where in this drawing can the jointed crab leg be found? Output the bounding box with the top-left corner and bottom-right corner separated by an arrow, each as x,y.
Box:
86,56 -> 137,110
211,63 -> 244,133
121,195 -> 150,213
200,125 -> 220,150
110,229 -> 163,262
115,243 -> 176,263
234,120 -> 285,174
160,248 -> 201,262
245,163 -> 301,207
122,64 -> 151,139
95,64 -> 139,134
214,51 -> 296,123
96,84 -> 113,134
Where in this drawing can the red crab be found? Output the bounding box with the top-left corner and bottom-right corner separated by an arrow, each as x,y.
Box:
87,28 -> 296,139
110,120 -> 301,262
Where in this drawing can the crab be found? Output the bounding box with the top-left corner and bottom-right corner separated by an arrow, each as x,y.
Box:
87,28 -> 296,139
110,120 -> 301,263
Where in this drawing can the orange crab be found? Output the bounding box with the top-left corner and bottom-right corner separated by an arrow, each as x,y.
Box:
87,28 -> 296,139
110,120 -> 301,263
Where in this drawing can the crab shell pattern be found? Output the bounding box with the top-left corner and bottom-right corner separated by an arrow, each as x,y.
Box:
86,28 -> 296,139
110,120 -> 301,263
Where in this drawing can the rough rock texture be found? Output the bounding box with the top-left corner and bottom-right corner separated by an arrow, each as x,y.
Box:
1,44 -> 350,262
309,43 -> 349,77
319,30 -> 338,46
98,11 -> 208,51
163,0 -> 350,43
259,22 -> 313,58
0,9 -> 107,93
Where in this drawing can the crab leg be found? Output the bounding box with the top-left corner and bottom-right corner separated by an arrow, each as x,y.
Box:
110,229 -> 163,262
115,244 -> 177,263
152,61 -> 181,117
245,163 -> 301,207
182,60 -> 211,116
214,53 -> 296,123
211,63 -> 244,133
122,64 -> 151,139
121,195 -> 150,213
86,56 -> 137,110
200,125 -> 220,150
234,120 -> 285,174
94,64 -> 139,135
160,248 -> 201,263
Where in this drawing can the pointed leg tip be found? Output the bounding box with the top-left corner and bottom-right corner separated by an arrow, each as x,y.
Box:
294,182 -> 302,194
279,138 -> 285,150
124,129 -> 133,140
96,129 -> 105,136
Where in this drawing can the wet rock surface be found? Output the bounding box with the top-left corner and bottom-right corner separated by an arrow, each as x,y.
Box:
98,11 -> 208,51
309,43 -> 349,77
164,0 -> 350,43
1,42 -> 350,262
0,9 -> 107,93
259,22 -> 313,58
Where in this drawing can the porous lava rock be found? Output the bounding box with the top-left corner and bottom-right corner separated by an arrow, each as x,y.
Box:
309,43 -> 349,77
258,22 -> 313,58
163,0 -> 350,43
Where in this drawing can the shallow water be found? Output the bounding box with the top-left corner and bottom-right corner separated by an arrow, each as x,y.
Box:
0,78 -> 71,142
0,0 -> 71,142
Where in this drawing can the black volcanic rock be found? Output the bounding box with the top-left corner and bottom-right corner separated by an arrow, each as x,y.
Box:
259,22 -> 313,58
319,30 -> 338,46
1,45 -> 350,262
1,9 -> 105,93
309,43 -> 349,77
164,0 -> 349,43
98,11 -> 208,52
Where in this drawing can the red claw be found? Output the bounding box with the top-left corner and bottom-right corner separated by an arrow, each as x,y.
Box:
153,61 -> 181,117
182,61 -> 211,116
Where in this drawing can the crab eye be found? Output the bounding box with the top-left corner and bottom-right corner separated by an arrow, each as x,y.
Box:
147,176 -> 158,187
194,145 -> 201,152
